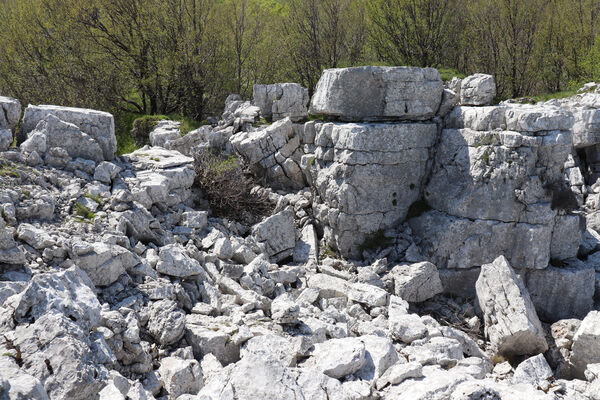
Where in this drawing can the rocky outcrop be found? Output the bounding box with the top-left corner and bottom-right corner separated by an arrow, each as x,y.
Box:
253,83 -> 309,122
475,256 -> 548,357
304,121 -> 438,257
0,96 -> 21,132
21,104 -> 116,160
310,66 -> 444,121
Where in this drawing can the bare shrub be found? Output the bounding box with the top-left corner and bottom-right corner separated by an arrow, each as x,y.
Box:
193,149 -> 273,223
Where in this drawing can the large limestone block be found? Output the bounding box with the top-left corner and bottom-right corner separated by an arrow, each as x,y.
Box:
459,73 -> 496,106
22,104 -> 116,159
444,106 -> 506,131
253,83 -> 309,122
392,261 -> 443,303
310,66 -> 443,121
425,128 -> 570,223
571,311 -> 600,379
70,241 -> 139,287
524,261 -> 595,322
410,210 -> 553,270
0,96 -> 21,131
556,93 -> 600,148
305,337 -> 367,379
23,115 -> 104,163
306,122 -> 437,258
475,256 -> 548,357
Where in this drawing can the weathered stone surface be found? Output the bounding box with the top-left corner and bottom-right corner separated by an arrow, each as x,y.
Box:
125,147 -> 195,209
94,161 -> 121,183
389,313 -> 428,344
17,223 -> 55,250
156,244 -> 204,277
185,315 -> 241,366
271,292 -> 300,324
445,106 -> 506,131
251,208 -> 296,262
459,74 -> 496,106
146,299 -> 185,345
22,104 -> 116,160
306,122 -> 437,258
392,261 -> 443,303
0,129 -> 11,151
231,118 -> 304,189
0,96 -> 21,131
0,221 -> 26,265
70,241 -> 139,287
305,337 -> 366,379
505,106 -> 574,132
149,120 -> 181,147
476,256 -> 548,356
355,335 -> 399,382
551,214 -> 584,260
524,261 -> 595,321
241,335 -> 297,367
22,115 -> 104,162
404,336 -> 464,367
310,66 -> 443,121
571,311 -> 600,378
253,83 -> 309,122
555,93 -> 600,148
410,210 -> 554,270
513,354 -> 553,388
376,361 -> 422,390
158,357 -> 203,398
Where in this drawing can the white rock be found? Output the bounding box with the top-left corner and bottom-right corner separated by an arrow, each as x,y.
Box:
149,120 -> 181,147
404,337 -> 464,367
310,66 -> 443,121
392,261 -> 443,303
251,208 -> 296,262
476,256 -> 548,356
354,335 -> 399,382
389,313 -> 428,344
22,104 -> 116,160
158,357 -> 203,398
513,354 -> 553,389
0,129 -> 12,151
213,237 -> 233,260
183,211 -> 208,229
306,337 -> 367,379
70,241 -> 139,287
94,161 -> 121,183
253,83 -> 309,122
146,299 -> 186,346
571,311 -> 600,378
459,73 -> 496,106
0,96 -> 21,131
346,281 -> 389,308
17,223 -> 55,250
156,243 -> 204,277
241,334 -> 297,367
376,361 -> 422,390
271,292 -> 300,324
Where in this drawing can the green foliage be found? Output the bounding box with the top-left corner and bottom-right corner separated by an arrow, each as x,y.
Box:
85,193 -> 103,205
533,90 -> 579,103
73,202 -> 96,222
0,166 -> 19,178
438,68 -> 467,82
358,230 -> 393,253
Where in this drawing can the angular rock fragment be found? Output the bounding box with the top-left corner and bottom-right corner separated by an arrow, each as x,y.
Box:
0,96 -> 21,131
156,244 -> 204,278
392,261 -> 443,303
305,337 -> 366,379
158,357 -> 203,398
305,121 -> 437,257
310,66 -> 443,121
459,73 -> 496,106
253,83 -> 309,122
70,241 -> 139,287
21,104 -> 116,160
571,311 -> 600,378
251,208 -> 296,262
476,256 -> 548,356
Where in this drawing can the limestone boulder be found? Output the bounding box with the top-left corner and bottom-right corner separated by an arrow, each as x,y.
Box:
253,83 -> 309,122
251,208 -> 296,262
158,357 -> 203,398
392,261 -> 443,303
0,129 -> 12,151
0,96 -> 21,131
524,260 -> 595,321
21,104 -> 116,160
69,241 -> 139,287
305,337 -> 366,379
148,120 -> 181,147
475,256 -> 548,356
310,66 -> 443,121
571,311 -> 600,378
459,73 -> 496,106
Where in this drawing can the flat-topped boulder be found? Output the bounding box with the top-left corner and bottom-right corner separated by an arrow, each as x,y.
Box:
21,104 -> 116,160
309,66 -> 443,121
0,96 -> 21,131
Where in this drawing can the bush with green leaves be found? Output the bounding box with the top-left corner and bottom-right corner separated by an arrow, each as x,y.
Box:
193,149 -> 273,224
